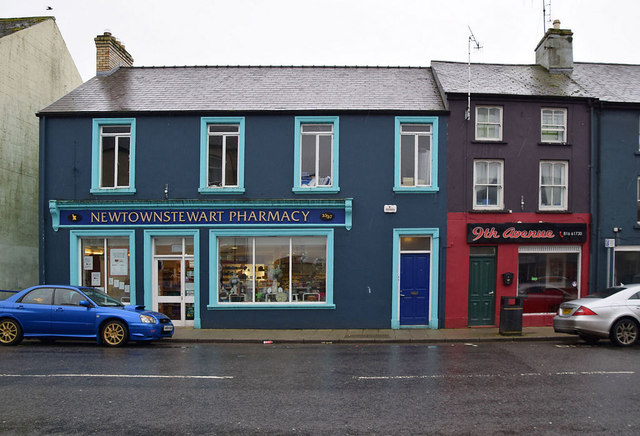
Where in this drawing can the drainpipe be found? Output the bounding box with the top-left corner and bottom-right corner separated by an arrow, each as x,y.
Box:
38,116 -> 46,284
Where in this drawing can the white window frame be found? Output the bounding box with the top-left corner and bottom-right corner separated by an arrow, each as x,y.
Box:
207,124 -> 240,188
541,108 -> 567,143
473,159 -> 504,210
91,118 -> 136,195
199,117 -> 245,194
539,161 -> 568,211
293,116 -> 339,194
637,177 -> 640,223
475,106 -> 503,141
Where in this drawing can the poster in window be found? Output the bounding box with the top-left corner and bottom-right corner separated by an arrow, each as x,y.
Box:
110,248 -> 129,276
91,272 -> 101,286
83,256 -> 93,270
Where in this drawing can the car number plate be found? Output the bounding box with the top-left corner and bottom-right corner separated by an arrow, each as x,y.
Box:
163,325 -> 174,332
562,308 -> 572,315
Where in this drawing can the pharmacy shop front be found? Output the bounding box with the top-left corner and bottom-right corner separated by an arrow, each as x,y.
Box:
48,199 -> 353,328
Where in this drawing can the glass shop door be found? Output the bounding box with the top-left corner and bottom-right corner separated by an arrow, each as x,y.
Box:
153,237 -> 195,327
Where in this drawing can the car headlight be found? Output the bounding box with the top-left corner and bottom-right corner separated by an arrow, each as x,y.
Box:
139,314 -> 156,324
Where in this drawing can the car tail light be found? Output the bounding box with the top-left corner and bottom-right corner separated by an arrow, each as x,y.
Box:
572,306 -> 597,316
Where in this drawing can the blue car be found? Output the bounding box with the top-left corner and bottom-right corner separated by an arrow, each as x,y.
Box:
0,285 -> 174,347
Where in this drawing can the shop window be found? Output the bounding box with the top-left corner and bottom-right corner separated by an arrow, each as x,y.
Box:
293,117 -> 339,193
76,235 -> 132,304
210,229 -> 334,307
199,117 -> 245,194
539,161 -> 568,211
541,108 -> 567,143
473,160 -> 503,210
91,118 -> 136,194
517,247 -> 580,314
475,106 -> 502,141
394,117 -> 439,193
614,248 -> 640,285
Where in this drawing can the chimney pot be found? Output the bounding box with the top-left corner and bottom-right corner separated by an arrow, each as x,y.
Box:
553,19 -> 561,29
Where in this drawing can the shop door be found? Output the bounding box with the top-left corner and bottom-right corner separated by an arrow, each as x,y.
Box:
400,253 -> 430,325
468,250 -> 496,326
153,252 -> 194,326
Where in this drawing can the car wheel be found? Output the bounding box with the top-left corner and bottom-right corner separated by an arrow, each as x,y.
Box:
610,318 -> 639,347
0,318 -> 23,346
578,335 -> 599,345
101,320 -> 128,347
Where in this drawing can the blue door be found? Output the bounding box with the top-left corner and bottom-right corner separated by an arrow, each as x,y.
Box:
400,253 -> 430,325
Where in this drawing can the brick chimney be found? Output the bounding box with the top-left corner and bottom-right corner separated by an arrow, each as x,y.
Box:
535,19 -> 573,74
94,31 -> 133,74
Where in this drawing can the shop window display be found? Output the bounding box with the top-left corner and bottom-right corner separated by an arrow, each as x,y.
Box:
614,249 -> 640,285
81,237 -> 131,303
517,250 -> 579,314
218,236 -> 327,303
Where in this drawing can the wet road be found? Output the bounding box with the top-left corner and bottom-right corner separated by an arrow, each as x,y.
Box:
0,340 -> 639,435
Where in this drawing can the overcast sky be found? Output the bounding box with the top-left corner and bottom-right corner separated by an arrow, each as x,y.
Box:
2,0 -> 639,81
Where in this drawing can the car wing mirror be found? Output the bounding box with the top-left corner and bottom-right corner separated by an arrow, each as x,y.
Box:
79,300 -> 92,308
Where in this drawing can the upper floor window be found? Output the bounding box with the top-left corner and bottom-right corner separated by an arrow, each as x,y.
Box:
473,159 -> 503,210
475,106 -> 503,141
539,161 -> 568,211
293,116 -> 339,193
541,108 -> 567,143
199,117 -> 245,194
91,118 -> 136,195
394,117 -> 439,193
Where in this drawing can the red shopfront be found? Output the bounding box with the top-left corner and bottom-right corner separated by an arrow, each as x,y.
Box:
445,213 -> 590,328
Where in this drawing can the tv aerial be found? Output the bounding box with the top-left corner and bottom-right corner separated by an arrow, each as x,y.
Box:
465,26 -> 482,121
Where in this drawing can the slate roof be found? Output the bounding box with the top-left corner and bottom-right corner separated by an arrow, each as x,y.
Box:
39,66 -> 445,114
0,17 -> 51,38
431,61 -> 590,98
571,63 -> 640,103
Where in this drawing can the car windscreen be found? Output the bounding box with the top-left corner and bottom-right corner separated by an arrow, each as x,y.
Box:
80,287 -> 124,307
584,287 -> 626,298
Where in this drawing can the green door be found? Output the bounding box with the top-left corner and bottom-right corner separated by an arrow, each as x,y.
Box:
468,248 -> 497,326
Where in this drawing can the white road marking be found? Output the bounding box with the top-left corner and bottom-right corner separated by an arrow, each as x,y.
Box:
0,373 -> 232,379
355,371 -> 634,380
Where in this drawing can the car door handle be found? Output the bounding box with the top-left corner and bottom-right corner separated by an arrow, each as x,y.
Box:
16,305 -> 25,310
55,307 -> 64,311
488,291 -> 495,295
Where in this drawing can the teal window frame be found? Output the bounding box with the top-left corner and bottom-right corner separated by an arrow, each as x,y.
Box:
394,116 -> 439,193
391,228 -> 440,329
208,228 -> 335,310
69,229 -> 136,302
91,118 -> 136,195
199,117 -> 246,194
144,229 -> 201,328
293,116 -> 340,194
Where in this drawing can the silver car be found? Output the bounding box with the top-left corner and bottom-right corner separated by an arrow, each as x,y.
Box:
553,285 -> 640,346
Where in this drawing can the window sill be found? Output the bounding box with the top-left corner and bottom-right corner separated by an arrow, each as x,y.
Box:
292,187 -> 340,194
471,140 -> 507,145
469,209 -> 510,213
198,187 -> 246,195
538,142 -> 571,146
90,188 -> 136,195
207,303 -> 336,310
536,209 -> 570,214
393,186 -> 439,193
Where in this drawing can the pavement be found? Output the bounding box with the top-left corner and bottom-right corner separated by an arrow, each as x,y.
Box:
170,326 -> 576,344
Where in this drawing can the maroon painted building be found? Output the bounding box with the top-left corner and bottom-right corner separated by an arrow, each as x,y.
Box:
432,23 -> 593,327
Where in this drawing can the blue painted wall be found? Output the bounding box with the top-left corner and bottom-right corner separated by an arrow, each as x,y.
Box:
40,112 -> 448,328
593,108 -> 640,289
